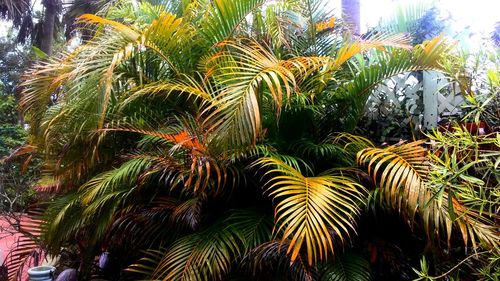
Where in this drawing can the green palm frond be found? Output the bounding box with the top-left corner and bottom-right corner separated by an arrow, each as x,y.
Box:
103,106 -> 252,194
78,11 -> 197,74
319,252 -> 371,281
204,40 -> 297,147
168,197 -> 203,230
23,11 -> 197,134
142,12 -> 198,73
199,0 -> 266,46
128,209 -> 271,280
43,156 -> 153,250
225,209 -> 273,251
259,0 -> 302,50
107,197 -> 202,251
292,139 -> 345,160
76,14 -> 144,126
330,133 -> 374,155
294,0 -> 335,56
243,240 -> 315,281
254,157 -> 366,265
291,40 -> 410,96
79,157 -> 152,205
366,2 -> 429,37
347,35 -> 452,98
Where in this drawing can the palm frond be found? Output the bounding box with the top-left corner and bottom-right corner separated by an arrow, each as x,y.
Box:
357,140 -> 500,251
119,74 -> 212,109
106,197 -> 202,251
291,139 -> 345,160
224,209 -> 273,251
254,157 -> 366,265
142,12 -> 198,73
340,35 -> 454,129
43,157 -> 153,251
366,2 -> 429,38
243,240 -> 315,281
357,140 -> 428,220
260,0 -> 302,50
200,0 -> 266,46
347,35 -> 452,98
295,0 -> 335,56
20,54 -> 74,131
204,40 -> 296,147
330,133 -> 374,155
128,209 -> 271,280
319,252 -> 371,281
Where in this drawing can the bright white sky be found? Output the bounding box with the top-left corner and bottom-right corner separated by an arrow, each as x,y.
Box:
359,0 -> 500,50
2,0 -> 500,50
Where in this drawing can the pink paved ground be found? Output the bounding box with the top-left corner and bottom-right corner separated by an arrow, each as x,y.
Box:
0,216 -> 21,265
0,216 -> 31,280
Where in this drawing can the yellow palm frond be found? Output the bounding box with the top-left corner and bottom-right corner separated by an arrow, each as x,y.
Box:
357,140 -> 500,251
254,157 -> 366,265
143,12 -> 197,73
414,34 -> 455,68
78,13 -> 141,40
120,75 -> 213,109
316,17 -> 336,33
357,140 -> 428,219
20,54 -> 74,131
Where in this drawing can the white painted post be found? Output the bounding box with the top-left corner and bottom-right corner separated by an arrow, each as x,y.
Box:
423,71 -> 439,129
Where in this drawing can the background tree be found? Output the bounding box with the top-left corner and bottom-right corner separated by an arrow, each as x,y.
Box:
0,33 -> 39,213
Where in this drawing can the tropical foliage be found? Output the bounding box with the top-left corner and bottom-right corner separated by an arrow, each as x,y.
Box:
6,0 -> 499,280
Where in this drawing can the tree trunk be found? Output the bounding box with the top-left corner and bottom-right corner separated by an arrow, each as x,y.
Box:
40,0 -> 58,56
342,0 -> 361,36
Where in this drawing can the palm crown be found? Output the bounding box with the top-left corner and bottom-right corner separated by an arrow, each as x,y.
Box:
12,0 -> 498,280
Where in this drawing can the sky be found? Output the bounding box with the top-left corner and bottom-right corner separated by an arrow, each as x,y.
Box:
360,0 -> 499,51
1,0 -> 499,49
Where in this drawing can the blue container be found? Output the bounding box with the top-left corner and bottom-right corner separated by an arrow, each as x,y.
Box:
27,266 -> 55,281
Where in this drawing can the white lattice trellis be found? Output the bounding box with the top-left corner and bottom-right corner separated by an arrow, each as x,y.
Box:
365,71 -> 465,132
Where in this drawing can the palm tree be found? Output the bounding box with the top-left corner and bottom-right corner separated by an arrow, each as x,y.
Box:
12,0 -> 499,280
38,0 -> 61,55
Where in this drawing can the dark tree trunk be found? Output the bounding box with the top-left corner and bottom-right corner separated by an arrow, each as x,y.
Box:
342,0 -> 361,36
40,0 -> 59,56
